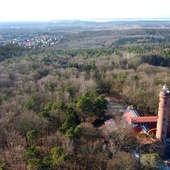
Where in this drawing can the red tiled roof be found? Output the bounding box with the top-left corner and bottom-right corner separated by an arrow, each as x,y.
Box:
134,126 -> 142,134
131,116 -> 158,123
122,107 -> 136,125
122,107 -> 158,125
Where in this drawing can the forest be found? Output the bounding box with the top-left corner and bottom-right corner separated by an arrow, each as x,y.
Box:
0,21 -> 170,169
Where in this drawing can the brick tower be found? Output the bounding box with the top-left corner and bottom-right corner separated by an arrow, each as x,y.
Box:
156,85 -> 170,150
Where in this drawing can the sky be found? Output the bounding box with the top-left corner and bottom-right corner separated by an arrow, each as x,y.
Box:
0,0 -> 170,21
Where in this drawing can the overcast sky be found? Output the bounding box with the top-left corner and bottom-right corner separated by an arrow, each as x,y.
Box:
0,0 -> 170,21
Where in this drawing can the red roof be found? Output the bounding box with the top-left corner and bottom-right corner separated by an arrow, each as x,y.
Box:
122,107 -> 136,125
131,116 -> 158,123
133,126 -> 142,134
122,107 -> 158,125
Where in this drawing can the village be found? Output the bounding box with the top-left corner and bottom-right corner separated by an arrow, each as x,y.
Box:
0,31 -> 62,48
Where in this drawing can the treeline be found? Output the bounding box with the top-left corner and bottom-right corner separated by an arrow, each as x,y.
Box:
0,44 -> 29,61
114,36 -> 165,45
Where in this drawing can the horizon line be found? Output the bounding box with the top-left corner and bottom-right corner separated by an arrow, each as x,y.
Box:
0,17 -> 170,23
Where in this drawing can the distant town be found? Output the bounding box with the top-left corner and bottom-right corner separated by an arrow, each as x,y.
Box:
0,32 -> 62,48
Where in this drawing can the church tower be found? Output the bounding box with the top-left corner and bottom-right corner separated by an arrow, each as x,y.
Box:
156,85 -> 170,150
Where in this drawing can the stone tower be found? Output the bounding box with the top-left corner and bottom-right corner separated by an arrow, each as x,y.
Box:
156,85 -> 170,150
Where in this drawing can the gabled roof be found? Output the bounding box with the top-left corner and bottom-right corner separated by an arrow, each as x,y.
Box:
131,116 -> 158,123
122,106 -> 138,125
122,106 -> 158,133
122,106 -> 158,124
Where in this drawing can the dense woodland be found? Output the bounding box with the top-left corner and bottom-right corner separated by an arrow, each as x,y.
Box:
0,22 -> 170,169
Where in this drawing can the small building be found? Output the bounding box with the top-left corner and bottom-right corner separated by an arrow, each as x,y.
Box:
122,106 -> 158,132
122,85 -> 170,153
